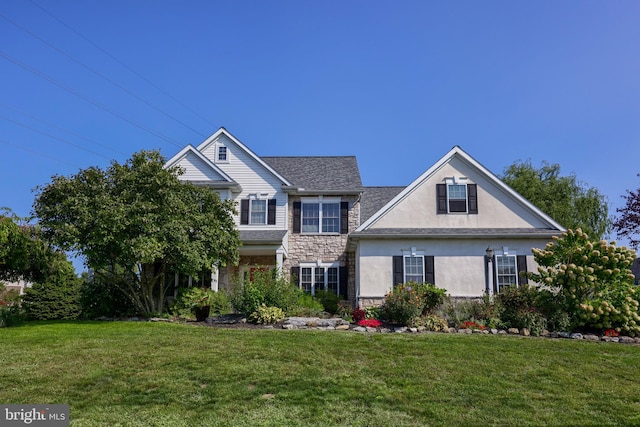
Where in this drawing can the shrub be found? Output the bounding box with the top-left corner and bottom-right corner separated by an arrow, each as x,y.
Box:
290,293 -> 325,317
351,306 -> 366,323
171,287 -> 231,319
363,305 -> 382,320
357,318 -> 382,328
250,304 -> 285,324
314,290 -> 340,314
413,282 -> 447,314
228,269 -> 300,318
22,260 -> 82,320
382,283 -> 423,326
79,272 -> 138,319
414,314 -> 449,332
529,228 -> 640,335
0,305 -> 26,327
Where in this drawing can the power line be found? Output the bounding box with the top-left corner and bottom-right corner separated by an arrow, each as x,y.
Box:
0,138 -> 80,168
0,102 -> 126,156
0,49 -> 183,147
29,0 -> 217,130
0,10 -> 207,139
0,114 -> 113,160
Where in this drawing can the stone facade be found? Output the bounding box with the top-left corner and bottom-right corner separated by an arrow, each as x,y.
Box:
284,195 -> 360,303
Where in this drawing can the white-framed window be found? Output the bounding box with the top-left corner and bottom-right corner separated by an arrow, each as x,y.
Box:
403,248 -> 425,283
299,262 -> 340,295
495,254 -> 518,291
250,199 -> 267,224
301,197 -> 340,233
448,184 -> 468,213
217,146 -> 228,162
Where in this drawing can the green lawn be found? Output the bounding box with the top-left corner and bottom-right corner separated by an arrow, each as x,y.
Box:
1,322 -> 639,426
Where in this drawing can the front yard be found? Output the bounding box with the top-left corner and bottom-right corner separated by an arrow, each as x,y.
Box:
1,321 -> 639,426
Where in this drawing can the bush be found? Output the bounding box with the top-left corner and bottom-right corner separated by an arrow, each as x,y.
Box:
250,304 -> 285,324
171,287 -> 231,319
363,305 -> 382,320
80,272 -> 138,319
382,283 -> 424,326
351,306 -> 366,323
22,260 -> 82,320
413,282 -> 447,314
0,305 -> 26,327
415,315 -> 449,332
529,228 -> 640,335
290,293 -> 325,317
314,290 -> 340,314
228,269 -> 300,319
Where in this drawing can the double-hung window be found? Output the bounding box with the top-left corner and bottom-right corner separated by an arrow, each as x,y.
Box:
250,199 -> 266,224
404,255 -> 425,283
496,255 -> 518,291
437,180 -> 478,214
301,198 -> 340,233
217,146 -> 227,162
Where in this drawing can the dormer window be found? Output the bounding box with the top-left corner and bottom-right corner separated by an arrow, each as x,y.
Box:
217,146 -> 228,162
437,179 -> 478,214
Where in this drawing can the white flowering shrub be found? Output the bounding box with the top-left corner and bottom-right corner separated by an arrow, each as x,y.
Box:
530,229 -> 639,335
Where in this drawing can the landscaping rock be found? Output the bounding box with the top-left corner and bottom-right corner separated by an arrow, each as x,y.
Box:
583,334 -> 600,341
570,333 -> 583,340
282,324 -> 294,330
409,328 -> 418,333
507,328 -> 519,335
498,330 -> 507,335
446,327 -> 457,334
481,329 -> 490,335
619,336 -> 635,344
335,324 -> 350,331
394,327 -> 408,333
490,328 -> 499,335
353,326 -> 367,332
521,329 -> 530,337
458,328 -> 472,334
558,332 -> 571,338
379,328 -> 391,333
149,317 -> 171,322
417,326 -> 426,332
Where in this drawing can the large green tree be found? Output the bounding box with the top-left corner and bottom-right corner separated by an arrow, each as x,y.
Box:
613,174 -> 640,249
502,160 -> 609,239
0,211 -> 52,283
33,150 -> 240,315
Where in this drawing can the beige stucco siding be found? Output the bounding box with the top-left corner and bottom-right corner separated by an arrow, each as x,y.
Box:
370,157 -> 550,229
357,238 -> 550,299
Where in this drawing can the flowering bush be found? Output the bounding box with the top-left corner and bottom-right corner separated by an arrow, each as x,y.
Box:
460,320 -> 485,330
351,306 -> 366,323
357,318 -> 382,328
529,228 -> 639,335
382,283 -> 424,326
250,304 -> 285,324
414,315 -> 449,332
604,328 -> 620,337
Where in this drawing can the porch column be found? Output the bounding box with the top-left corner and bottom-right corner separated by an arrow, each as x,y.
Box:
276,250 -> 284,276
211,265 -> 219,292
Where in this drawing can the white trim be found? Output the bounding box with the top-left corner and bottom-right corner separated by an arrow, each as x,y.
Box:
298,261 -> 341,295
356,146 -> 566,232
164,144 -> 236,183
196,128 -> 292,186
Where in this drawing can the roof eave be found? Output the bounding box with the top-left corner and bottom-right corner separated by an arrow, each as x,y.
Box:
282,186 -> 363,196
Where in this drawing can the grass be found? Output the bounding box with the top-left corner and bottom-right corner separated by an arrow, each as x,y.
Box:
1,321 -> 639,426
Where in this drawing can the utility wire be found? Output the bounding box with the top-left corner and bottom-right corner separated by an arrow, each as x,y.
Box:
0,102 -> 126,156
0,114 -> 113,160
0,138 -> 80,168
0,49 -> 183,147
28,0 -> 216,129
0,11 -> 207,139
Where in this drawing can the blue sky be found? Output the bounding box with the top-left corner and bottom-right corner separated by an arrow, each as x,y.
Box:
1,1 -> 639,250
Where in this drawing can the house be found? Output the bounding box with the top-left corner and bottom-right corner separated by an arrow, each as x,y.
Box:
165,128 -> 565,306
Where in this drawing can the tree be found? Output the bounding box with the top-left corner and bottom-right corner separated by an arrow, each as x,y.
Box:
529,228 -> 639,334
33,150 -> 240,316
502,160 -> 610,239
22,252 -> 82,320
613,174 -> 640,249
0,210 -> 54,283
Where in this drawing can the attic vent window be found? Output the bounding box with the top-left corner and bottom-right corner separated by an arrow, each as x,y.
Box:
218,146 -> 228,162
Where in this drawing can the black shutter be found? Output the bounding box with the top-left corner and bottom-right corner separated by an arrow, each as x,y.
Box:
240,199 -> 249,225
339,266 -> 348,300
392,255 -> 404,286
424,256 -> 435,285
293,201 -> 301,233
436,184 -> 447,214
267,198 -> 276,225
517,255 -> 528,285
291,267 -> 300,285
340,201 -> 349,234
468,184 -> 478,214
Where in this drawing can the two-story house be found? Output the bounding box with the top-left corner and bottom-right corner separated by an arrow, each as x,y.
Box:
165,128 -> 565,307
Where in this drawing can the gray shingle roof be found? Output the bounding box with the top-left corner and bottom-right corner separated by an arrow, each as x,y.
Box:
360,186 -> 406,223
262,156 -> 363,192
239,230 -> 287,244
351,228 -> 561,238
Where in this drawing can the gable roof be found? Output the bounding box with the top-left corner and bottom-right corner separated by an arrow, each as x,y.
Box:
262,156 -> 363,194
356,145 -> 566,233
164,144 -> 240,189
197,128 -> 293,187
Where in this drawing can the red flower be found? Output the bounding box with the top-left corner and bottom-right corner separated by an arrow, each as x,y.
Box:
357,319 -> 382,328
